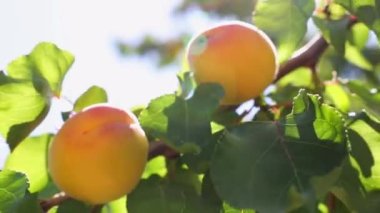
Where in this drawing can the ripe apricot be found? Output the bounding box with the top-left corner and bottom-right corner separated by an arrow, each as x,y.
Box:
186,21 -> 278,105
48,105 -> 148,204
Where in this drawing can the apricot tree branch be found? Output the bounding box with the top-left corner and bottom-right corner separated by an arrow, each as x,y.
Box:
40,192 -> 70,212
273,34 -> 329,83
148,141 -> 179,160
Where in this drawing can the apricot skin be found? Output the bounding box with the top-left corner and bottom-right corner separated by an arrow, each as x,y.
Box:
187,21 -> 278,105
48,105 -> 148,204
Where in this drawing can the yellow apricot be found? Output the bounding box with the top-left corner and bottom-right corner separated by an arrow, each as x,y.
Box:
48,105 -> 148,204
187,21 -> 278,105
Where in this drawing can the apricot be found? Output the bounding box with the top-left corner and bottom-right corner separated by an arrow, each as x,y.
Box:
48,105 -> 148,204
186,21 -> 278,105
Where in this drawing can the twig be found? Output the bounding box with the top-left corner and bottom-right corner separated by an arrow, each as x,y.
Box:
148,141 -> 179,160
91,204 -> 103,213
40,192 -> 70,212
274,34 -> 329,83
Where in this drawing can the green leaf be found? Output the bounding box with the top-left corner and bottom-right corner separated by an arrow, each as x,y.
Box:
6,42 -> 74,96
348,129 -> 375,177
253,0 -> 315,62
349,118 -> 380,191
348,22 -> 370,49
12,192 -> 43,213
350,110 -> 380,131
0,170 -> 29,212
128,171 -> 221,213
323,82 -> 350,113
102,196 -> 127,213
335,0 -> 380,42
276,67 -> 313,88
0,42 -> 72,149
223,203 -> 255,213
346,80 -> 380,117
331,158 -> 367,212
57,199 -> 91,213
142,156 -> 167,178
345,41 -> 373,71
201,172 -> 223,212
127,175 -> 186,212
73,86 -> 108,112
139,94 -> 176,140
286,90 -> 346,143
313,15 -> 350,55
38,179 -> 60,200
140,84 -> 224,153
4,134 -> 52,193
210,90 -> 347,212
164,83 -> 224,153
0,77 -> 50,149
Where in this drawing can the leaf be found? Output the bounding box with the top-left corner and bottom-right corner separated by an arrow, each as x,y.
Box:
139,94 -> 176,139
142,156 -> 167,178
102,196 -> 127,213
140,83 -> 224,153
313,15 -> 350,55
286,90 -> 345,143
6,103 -> 50,150
348,22 -> 370,49
0,170 -> 29,212
276,67 -> 313,88
0,42 -> 72,149
56,199 -> 91,213
335,0 -> 380,42
6,42 -> 74,96
201,172 -> 223,212
350,110 -> 380,132
348,129 -> 375,177
323,82 -> 350,113
12,192 -> 43,213
223,203 -> 256,213
344,41 -> 373,71
349,118 -> 380,191
331,158 -> 367,212
128,171 -> 221,213
0,77 -> 50,149
73,86 -> 108,112
210,90 -> 347,212
127,175 -> 186,213
4,134 -> 52,193
345,80 -> 380,117
253,0 -> 315,62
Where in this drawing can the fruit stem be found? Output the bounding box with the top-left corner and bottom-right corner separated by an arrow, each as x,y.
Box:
40,192 -> 70,212
91,204 -> 103,213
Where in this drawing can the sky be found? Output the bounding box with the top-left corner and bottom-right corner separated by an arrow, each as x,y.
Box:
0,0 -> 219,167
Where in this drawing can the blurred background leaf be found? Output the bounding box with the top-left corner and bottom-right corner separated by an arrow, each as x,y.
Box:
4,134 -> 52,193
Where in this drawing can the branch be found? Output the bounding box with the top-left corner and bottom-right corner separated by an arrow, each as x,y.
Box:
148,141 -> 179,160
40,192 -> 70,212
274,35 -> 328,83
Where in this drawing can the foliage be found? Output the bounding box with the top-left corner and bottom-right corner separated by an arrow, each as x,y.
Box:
2,0 -> 380,212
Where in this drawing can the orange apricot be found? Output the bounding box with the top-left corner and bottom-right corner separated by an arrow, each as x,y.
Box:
187,21 -> 278,105
48,105 -> 148,204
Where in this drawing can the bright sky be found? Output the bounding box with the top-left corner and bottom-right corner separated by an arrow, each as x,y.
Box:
0,0 -> 219,167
